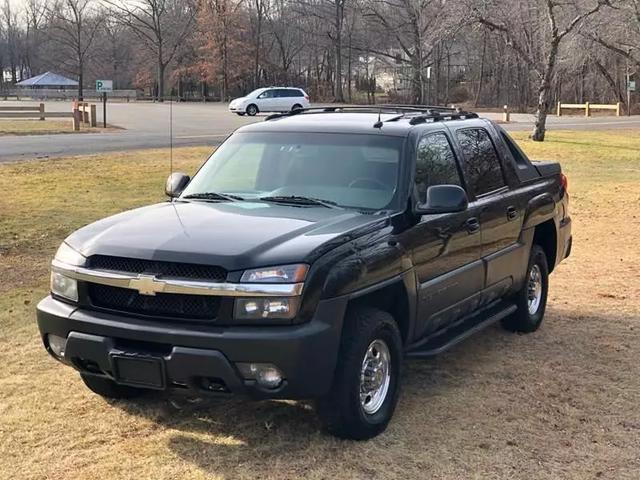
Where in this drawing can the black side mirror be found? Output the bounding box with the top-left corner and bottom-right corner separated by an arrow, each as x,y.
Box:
165,172 -> 190,198
415,184 -> 468,215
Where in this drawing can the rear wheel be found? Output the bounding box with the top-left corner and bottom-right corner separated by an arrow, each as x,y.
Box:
246,104 -> 258,116
291,103 -> 303,111
80,373 -> 148,399
502,244 -> 549,333
316,307 -> 402,440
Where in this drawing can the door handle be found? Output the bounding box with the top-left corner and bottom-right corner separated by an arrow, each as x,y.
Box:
465,217 -> 480,234
507,206 -> 518,220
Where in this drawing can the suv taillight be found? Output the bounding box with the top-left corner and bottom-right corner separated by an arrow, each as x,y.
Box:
560,173 -> 568,191
304,95 -> 309,101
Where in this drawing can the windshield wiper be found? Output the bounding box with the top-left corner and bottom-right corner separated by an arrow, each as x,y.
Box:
258,195 -> 341,209
182,192 -> 245,202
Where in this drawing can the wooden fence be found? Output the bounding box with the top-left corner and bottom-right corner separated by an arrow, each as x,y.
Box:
1,89 -> 137,101
557,102 -> 621,117
0,103 -> 73,120
0,102 -> 97,131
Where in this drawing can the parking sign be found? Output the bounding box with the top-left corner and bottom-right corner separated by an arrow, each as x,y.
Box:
96,80 -> 113,92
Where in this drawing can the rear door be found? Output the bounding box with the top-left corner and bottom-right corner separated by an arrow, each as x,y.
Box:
453,126 -> 525,302
275,89 -> 293,111
408,130 -> 484,338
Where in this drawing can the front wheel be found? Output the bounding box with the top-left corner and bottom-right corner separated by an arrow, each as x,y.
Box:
245,104 -> 258,116
502,244 -> 549,333
316,307 -> 402,440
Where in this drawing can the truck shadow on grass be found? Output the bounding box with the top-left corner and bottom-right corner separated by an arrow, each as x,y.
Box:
107,322 -> 521,472
107,307 -> 632,478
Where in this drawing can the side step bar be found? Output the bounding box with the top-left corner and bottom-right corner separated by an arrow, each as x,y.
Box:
405,302 -> 517,358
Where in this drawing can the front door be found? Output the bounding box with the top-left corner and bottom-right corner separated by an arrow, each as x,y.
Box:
406,131 -> 484,339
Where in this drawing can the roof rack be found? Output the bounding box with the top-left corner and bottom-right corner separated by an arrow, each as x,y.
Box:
263,104 -> 478,126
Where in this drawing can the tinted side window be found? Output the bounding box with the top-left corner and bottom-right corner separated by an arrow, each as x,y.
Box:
415,132 -> 461,197
456,128 -> 505,195
292,89 -> 304,97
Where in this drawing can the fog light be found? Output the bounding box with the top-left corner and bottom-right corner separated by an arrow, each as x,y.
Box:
47,334 -> 67,358
237,362 -> 284,389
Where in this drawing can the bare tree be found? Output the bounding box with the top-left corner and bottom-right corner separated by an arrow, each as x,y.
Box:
47,0 -> 103,99
362,0 -> 460,104
473,0 -> 611,141
104,0 -> 196,101
24,0 -> 49,77
2,0 -> 20,82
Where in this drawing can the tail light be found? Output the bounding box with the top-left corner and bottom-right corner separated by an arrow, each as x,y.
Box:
560,173 -> 568,191
304,95 -> 309,101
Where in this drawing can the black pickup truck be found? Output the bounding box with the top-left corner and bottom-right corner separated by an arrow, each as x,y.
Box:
37,106 -> 571,440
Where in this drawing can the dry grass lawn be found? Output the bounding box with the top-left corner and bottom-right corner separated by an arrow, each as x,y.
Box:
0,119 -> 114,135
1,132 -> 639,479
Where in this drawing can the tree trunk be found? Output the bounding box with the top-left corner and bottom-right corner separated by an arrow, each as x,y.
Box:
78,63 -> 84,101
531,42 -> 558,142
333,1 -> 345,103
157,60 -> 165,102
474,32 -> 487,107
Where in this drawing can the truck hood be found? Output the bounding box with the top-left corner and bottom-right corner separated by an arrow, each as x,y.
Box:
66,200 -> 388,272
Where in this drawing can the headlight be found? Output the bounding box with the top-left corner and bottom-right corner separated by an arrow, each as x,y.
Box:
240,264 -> 308,283
50,271 -> 78,302
54,242 -> 86,266
234,297 -> 301,321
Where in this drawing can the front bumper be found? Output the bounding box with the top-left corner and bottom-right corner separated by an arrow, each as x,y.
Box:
37,295 -> 347,399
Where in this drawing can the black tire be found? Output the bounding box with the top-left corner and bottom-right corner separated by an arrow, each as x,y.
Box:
80,373 -> 148,399
236,112 -> 245,116
502,244 -> 549,333
291,103 -> 303,111
316,307 -> 402,440
246,104 -> 258,116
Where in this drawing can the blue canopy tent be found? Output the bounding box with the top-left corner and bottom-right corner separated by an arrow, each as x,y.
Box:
16,71 -> 78,90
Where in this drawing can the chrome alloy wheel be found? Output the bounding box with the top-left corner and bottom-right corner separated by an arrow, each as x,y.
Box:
359,339 -> 391,415
527,264 -> 543,315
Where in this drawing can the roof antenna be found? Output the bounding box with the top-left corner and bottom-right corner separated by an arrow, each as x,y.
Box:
373,107 -> 383,128
169,91 -> 173,186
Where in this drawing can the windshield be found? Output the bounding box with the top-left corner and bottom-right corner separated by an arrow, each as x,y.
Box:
181,132 -> 403,210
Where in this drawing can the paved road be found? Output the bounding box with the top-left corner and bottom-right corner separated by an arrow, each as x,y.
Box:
1,100 -> 639,162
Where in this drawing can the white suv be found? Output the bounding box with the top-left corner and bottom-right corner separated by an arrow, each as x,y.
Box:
228,87 -> 310,116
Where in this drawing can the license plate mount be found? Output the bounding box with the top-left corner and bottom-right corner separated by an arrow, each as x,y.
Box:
111,354 -> 166,390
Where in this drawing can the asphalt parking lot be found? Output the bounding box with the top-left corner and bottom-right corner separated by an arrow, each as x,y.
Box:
1,100 -> 640,162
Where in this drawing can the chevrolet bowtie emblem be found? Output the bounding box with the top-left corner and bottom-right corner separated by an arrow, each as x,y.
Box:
128,274 -> 165,296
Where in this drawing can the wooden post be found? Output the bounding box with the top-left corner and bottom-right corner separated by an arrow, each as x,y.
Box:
90,104 -> 97,127
102,92 -> 107,128
83,103 -> 90,124
72,109 -> 80,131
557,101 -> 562,116
585,102 -> 590,117
502,105 -> 510,122
615,102 -> 621,117
39,103 -> 45,121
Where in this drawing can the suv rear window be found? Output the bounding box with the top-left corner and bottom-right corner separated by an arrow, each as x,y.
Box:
456,128 -> 506,196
